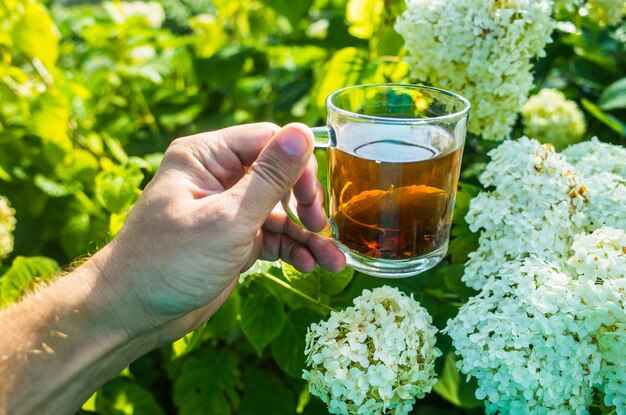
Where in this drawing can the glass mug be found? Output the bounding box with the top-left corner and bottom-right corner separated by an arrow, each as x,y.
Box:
284,84 -> 470,278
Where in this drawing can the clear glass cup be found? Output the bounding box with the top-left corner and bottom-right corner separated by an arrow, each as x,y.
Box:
286,84 -> 470,278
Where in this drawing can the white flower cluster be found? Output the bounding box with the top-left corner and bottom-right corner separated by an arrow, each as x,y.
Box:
395,0 -> 553,140
564,139 -> 626,231
446,137 -> 626,414
0,196 -> 16,262
464,137 -> 586,289
446,258 -> 602,414
562,137 -> 626,177
303,286 -> 440,415
582,0 -> 626,26
522,88 -> 586,150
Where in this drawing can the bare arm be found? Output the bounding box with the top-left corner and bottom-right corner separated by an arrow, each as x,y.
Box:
0,123 -> 345,414
0,250 -> 154,414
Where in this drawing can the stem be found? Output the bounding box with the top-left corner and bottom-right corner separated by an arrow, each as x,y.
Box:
260,273 -> 334,312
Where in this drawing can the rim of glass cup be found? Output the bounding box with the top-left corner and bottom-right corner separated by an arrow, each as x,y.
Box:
326,83 -> 471,124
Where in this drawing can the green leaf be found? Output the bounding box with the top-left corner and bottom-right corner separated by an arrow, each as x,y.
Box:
239,368 -> 296,415
11,2 -> 59,66
258,0 -> 314,26
433,352 -> 482,409
346,0 -> 384,39
449,183 -> 481,264
0,256 -> 59,306
282,263 -> 355,298
271,308 -> 321,378
582,98 -> 626,136
315,47 -> 367,110
33,174 -> 74,197
30,88 -> 71,163
598,78 -> 626,111
441,264 -> 476,301
173,348 -> 241,415
194,46 -> 249,88
95,378 -> 165,415
102,134 -> 129,164
60,213 -> 91,258
95,166 -> 144,213
240,288 -> 285,355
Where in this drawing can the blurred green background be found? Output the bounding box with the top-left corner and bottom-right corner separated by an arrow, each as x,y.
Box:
0,0 -> 624,413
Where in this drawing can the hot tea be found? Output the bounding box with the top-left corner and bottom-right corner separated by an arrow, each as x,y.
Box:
328,124 -> 463,261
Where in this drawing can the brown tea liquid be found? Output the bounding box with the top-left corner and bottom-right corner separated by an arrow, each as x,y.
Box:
328,125 -> 462,260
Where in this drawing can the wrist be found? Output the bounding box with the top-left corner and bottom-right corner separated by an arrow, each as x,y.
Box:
84,243 -> 162,348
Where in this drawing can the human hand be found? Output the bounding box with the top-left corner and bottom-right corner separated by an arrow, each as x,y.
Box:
94,123 -> 345,345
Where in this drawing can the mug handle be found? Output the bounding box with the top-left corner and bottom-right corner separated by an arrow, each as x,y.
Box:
281,126 -> 336,235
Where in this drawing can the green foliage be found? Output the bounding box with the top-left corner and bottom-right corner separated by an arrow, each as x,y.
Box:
433,352 -> 482,409
0,256 -> 58,306
94,378 -> 165,415
282,262 -> 354,298
239,368 -> 296,415
271,308 -> 321,379
173,348 -> 242,415
240,285 -> 286,355
0,0 -> 624,413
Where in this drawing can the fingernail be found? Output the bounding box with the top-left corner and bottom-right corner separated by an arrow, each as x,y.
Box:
279,128 -> 308,157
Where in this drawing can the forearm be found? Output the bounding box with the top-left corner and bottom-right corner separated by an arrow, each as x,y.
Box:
0,247 -> 157,415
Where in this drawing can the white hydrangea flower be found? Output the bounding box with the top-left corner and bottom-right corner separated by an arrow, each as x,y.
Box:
582,0 -> 626,26
303,286 -> 440,415
395,0 -> 553,140
450,134 -> 626,413
104,1 -> 165,28
570,236 -> 626,415
446,258 -> 602,414
563,137 -> 626,178
522,88 -> 586,150
0,196 -> 16,262
582,173 -> 626,231
568,227 -> 626,283
463,137 -> 587,288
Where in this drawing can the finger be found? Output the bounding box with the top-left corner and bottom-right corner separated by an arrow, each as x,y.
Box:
293,156 -> 327,232
219,122 -> 281,166
229,123 -> 314,226
306,233 -> 346,273
263,209 -> 315,244
157,123 -> 280,194
260,231 -> 316,274
262,212 -> 346,272
296,180 -> 327,232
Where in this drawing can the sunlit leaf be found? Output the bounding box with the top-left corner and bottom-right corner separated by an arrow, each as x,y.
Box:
582,98 -> 626,135
598,78 -> 626,110
282,262 -> 354,298
0,256 -> 59,306
315,47 -> 367,110
258,0 -> 313,26
11,2 -> 59,66
95,378 -> 165,415
95,165 -> 143,214
346,0 -> 384,39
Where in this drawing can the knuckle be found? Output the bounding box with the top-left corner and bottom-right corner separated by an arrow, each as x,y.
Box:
252,159 -> 293,192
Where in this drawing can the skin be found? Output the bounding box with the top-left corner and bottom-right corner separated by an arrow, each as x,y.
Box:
0,122 -> 345,415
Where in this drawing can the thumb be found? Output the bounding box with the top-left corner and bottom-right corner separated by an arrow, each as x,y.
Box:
231,123 -> 314,225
